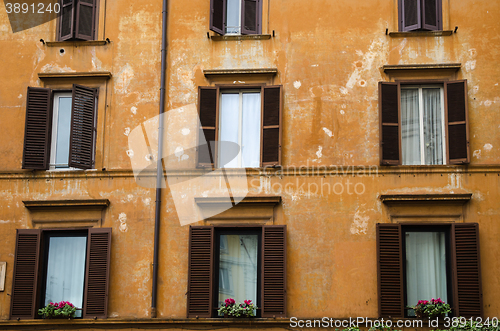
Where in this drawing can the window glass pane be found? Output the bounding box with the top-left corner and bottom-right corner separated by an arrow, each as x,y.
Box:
226,0 -> 241,34
241,92 -> 261,168
219,93 -> 240,168
406,231 -> 448,316
45,236 -> 87,317
218,234 -> 258,310
55,97 -> 72,168
401,89 -> 421,165
422,88 -> 443,165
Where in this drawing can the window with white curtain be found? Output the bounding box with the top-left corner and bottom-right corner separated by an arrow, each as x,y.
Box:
219,89 -> 262,168
50,93 -> 73,170
401,86 -> 446,165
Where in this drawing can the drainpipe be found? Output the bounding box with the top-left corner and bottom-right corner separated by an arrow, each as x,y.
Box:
151,0 -> 168,319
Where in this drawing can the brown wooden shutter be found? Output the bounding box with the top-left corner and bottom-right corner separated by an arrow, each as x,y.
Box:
210,0 -> 225,35
379,82 -> 401,165
445,80 -> 470,164
10,229 -> 41,320
400,0 -> 421,31
68,84 -> 97,169
422,0 -> 441,30
22,87 -> 52,170
75,0 -> 97,40
452,223 -> 482,318
59,0 -> 75,41
83,227 -> 111,319
377,223 -> 404,318
197,87 -> 218,168
187,226 -> 214,318
261,225 -> 286,317
261,86 -> 282,167
241,0 -> 261,35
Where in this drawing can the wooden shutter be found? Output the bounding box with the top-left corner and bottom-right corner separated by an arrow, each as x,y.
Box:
59,0 -> 75,41
261,86 -> 282,167
400,0 -> 421,31
83,227 -> 111,319
452,223 -> 482,318
187,226 -> 214,318
241,0 -> 261,35
262,225 -> 286,317
377,223 -> 404,318
379,82 -> 401,165
210,0 -> 226,35
75,0 -> 97,40
422,0 -> 441,30
197,87 -> 218,168
68,84 -> 97,169
445,80 -> 470,164
10,229 -> 41,320
22,87 -> 52,170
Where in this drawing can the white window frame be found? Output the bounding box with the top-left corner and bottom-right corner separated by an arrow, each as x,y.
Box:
50,92 -> 75,171
225,0 -> 242,35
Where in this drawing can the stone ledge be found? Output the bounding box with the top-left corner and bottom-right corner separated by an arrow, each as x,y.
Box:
389,30 -> 453,37
38,71 -> 112,79
211,34 -> 272,41
45,40 -> 108,47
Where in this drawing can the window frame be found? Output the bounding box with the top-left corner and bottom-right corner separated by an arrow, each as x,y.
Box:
50,91 -> 75,170
57,0 -> 100,41
398,0 -> 442,32
210,0 -> 262,36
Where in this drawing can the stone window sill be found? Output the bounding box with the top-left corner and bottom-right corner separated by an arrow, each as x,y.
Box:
45,40 -> 108,47
389,30 -> 453,38
211,34 -> 271,41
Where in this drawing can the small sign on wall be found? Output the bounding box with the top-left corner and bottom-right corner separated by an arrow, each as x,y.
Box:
0,262 -> 6,292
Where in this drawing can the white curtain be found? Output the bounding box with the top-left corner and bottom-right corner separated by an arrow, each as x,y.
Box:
45,236 -> 87,316
219,93 -> 240,168
423,88 -> 443,165
401,89 -> 421,165
406,232 -> 448,313
55,96 -> 72,168
225,0 -> 241,34
241,92 -> 261,168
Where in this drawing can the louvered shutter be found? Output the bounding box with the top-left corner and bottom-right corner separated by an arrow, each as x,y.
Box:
400,0 -> 421,31
187,226 -> 214,318
75,0 -> 97,40
377,223 -> 404,318
68,84 -> 97,169
10,229 -> 41,320
197,87 -> 218,168
83,227 -> 111,319
241,0 -> 261,35
59,0 -> 75,41
210,0 -> 226,35
452,223 -> 482,318
445,80 -> 470,164
261,86 -> 282,167
22,87 -> 52,170
422,0 -> 441,30
379,82 -> 401,165
262,225 -> 286,317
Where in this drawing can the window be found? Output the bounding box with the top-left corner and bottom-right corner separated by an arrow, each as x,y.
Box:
379,80 -> 469,166
58,0 -> 99,41
210,0 -> 262,35
377,223 -> 482,318
187,225 -> 286,318
22,85 -> 98,170
398,0 -> 442,32
197,85 -> 282,168
9,228 -> 111,320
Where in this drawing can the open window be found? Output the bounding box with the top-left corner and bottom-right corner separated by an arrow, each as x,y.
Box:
210,0 -> 262,35
398,0 -> 442,32
58,0 -> 99,41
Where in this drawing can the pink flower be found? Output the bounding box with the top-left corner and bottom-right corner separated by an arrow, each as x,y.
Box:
244,300 -> 252,305
224,298 -> 235,306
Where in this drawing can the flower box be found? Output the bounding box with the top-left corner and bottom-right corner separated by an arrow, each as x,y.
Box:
38,301 -> 77,319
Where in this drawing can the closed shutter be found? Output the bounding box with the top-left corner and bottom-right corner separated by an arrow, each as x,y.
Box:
210,0 -> 226,35
261,225 -> 286,317
422,0 -> 441,31
22,87 -> 52,170
377,223 -> 404,318
59,0 -> 75,41
379,82 -> 401,165
400,0 -> 421,31
187,226 -> 214,318
452,223 -> 482,318
10,229 -> 41,320
83,227 -> 111,319
445,80 -> 470,164
241,0 -> 261,35
261,86 -> 282,167
75,0 -> 97,40
69,84 -> 97,169
197,87 -> 218,168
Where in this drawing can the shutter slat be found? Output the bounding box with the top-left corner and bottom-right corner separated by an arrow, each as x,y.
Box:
198,87 -> 218,168
262,225 -> 286,317
210,0 -> 225,35
261,86 -> 282,167
379,82 -> 400,165
446,80 -> 470,164
241,0 -> 261,35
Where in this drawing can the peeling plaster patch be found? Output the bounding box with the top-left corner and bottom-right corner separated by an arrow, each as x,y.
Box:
18,94 -> 22,99
181,128 -> 190,135
201,191 -> 209,197
350,210 -> 369,235
465,60 -> 476,72
118,213 -> 128,233
131,106 -> 137,115
484,144 -> 493,152
340,87 -> 349,95
355,50 -> 363,56
174,146 -> 184,158
143,198 -> 151,206
293,81 -> 302,89
316,146 -> 323,158
40,64 -> 73,73
340,109 -> 345,115
484,100 -> 492,107
126,149 -> 134,157
0,220 -> 11,223
322,127 -> 334,137
472,86 -> 479,94
114,64 -> 134,94
90,48 -> 103,70
109,312 -> 119,318
181,154 -> 189,161
127,194 -> 134,201
124,127 -> 131,136
311,64 -> 318,67
473,150 -> 481,159
469,48 -> 477,57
